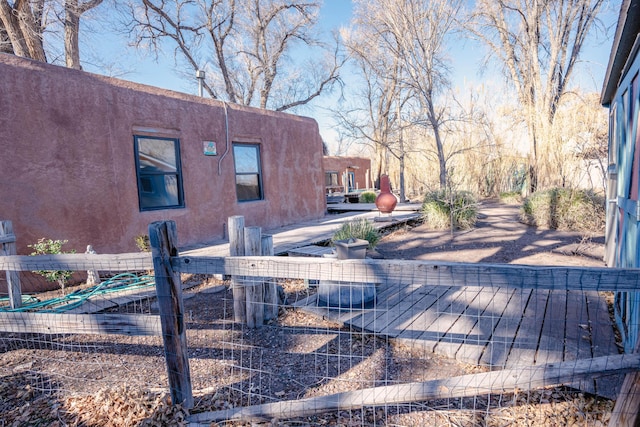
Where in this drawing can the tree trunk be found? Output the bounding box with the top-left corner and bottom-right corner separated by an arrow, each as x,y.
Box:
65,0 -> 81,69
0,1 -> 31,57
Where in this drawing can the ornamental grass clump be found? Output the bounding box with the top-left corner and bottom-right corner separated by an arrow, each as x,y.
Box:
422,190 -> 478,230
521,188 -> 605,232
331,218 -> 380,249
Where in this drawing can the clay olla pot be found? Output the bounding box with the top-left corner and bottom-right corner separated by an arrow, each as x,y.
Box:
375,174 -> 397,213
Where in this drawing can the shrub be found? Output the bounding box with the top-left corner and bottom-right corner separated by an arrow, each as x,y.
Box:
520,188 -> 605,232
359,191 -> 377,203
28,238 -> 75,293
331,218 -> 380,249
135,234 -> 151,252
499,191 -> 522,204
422,190 -> 478,230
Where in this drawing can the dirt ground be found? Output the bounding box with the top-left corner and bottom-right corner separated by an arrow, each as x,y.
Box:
0,199 -> 615,426
376,199 -> 605,267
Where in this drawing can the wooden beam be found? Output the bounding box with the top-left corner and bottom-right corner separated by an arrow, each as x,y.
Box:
228,216 -> 246,323
0,252 -> 153,271
149,221 -> 193,409
188,353 -> 640,424
244,226 -> 263,328
262,235 -> 278,322
172,256 -> 640,292
3,253 -> 640,293
0,312 -> 162,336
0,233 -> 16,244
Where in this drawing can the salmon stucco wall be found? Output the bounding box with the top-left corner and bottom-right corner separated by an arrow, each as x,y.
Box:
322,156 -> 372,193
0,54 -> 326,264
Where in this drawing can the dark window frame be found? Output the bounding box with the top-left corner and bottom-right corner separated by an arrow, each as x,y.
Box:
133,135 -> 185,211
233,143 -> 264,202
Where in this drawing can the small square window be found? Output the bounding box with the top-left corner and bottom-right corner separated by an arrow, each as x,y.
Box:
134,136 -> 185,211
233,143 -> 263,202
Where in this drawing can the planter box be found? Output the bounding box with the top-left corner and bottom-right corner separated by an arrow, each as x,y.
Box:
318,238 -> 376,308
334,238 -> 368,260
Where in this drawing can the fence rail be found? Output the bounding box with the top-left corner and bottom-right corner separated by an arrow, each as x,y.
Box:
4,253 -> 640,292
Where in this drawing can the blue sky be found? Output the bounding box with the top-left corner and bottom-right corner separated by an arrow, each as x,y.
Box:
83,1 -> 619,153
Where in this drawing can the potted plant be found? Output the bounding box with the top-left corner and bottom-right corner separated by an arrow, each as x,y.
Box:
318,219 -> 379,308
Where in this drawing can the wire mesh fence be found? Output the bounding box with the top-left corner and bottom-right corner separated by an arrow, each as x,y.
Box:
2,247 -> 639,426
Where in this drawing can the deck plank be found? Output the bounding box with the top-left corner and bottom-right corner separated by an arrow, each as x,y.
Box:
349,283 -> 425,331
400,287 -> 477,347
536,290 -> 568,365
456,287 -> 516,366
429,268 -> 488,360
502,290 -> 550,368
588,291 -> 625,399
374,286 -> 454,339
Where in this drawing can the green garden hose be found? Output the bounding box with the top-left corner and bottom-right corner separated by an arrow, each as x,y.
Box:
0,273 -> 155,313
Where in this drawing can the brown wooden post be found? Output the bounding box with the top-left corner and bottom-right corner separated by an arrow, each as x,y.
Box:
261,234 -> 278,321
228,215 -> 246,323
0,221 -> 21,309
244,226 -> 264,328
148,220 -> 193,409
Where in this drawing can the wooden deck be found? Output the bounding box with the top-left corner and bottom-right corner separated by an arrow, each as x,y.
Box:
182,209 -> 420,257
295,282 -> 623,399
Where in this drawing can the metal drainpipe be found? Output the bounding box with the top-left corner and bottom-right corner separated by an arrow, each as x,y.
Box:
218,102 -> 230,175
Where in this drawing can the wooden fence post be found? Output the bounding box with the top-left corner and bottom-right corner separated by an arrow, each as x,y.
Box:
0,221 -> 21,309
148,220 -> 193,409
261,234 -> 278,321
608,339 -> 640,427
228,215 -> 246,323
244,226 -> 264,328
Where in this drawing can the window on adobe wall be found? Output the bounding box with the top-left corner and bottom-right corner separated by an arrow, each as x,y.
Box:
233,143 -> 263,201
325,171 -> 339,187
134,135 -> 184,211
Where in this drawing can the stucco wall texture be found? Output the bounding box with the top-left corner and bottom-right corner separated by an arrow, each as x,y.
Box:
0,54 -> 326,258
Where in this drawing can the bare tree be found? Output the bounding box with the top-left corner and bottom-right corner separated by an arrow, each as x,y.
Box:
129,0 -> 343,111
0,0 -> 47,61
64,0 -> 103,69
336,19 -> 404,193
385,0 -> 462,190
338,0 -> 462,194
0,0 -> 103,68
470,0 -> 605,192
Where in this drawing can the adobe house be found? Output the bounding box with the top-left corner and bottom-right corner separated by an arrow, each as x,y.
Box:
0,54 -> 326,259
600,0 -> 640,353
322,156 -> 372,195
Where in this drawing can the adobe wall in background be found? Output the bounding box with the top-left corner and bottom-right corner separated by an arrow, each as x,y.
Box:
0,54 -> 325,265
322,156 -> 372,192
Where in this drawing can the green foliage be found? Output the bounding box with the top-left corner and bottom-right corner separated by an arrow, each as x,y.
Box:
521,188 -> 605,232
135,234 -> 151,252
28,238 -> 75,293
359,191 -> 377,203
331,219 -> 380,249
422,190 -> 478,230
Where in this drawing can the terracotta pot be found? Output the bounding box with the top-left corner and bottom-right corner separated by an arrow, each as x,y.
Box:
375,174 -> 397,213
